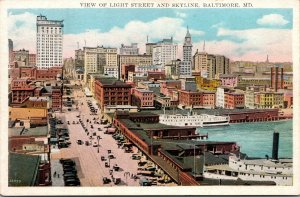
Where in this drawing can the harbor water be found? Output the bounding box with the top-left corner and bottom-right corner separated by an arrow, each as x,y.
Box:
197,120 -> 293,158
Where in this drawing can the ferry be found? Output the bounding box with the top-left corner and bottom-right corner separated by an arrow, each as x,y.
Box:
159,112 -> 230,127
203,154 -> 293,186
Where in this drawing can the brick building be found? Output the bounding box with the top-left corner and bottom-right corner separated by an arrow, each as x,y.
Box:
121,64 -> 135,80
160,80 -> 181,97
131,88 -> 154,109
147,71 -> 166,81
29,54 -> 36,66
94,78 -> 132,110
179,90 -> 215,109
10,79 -> 39,104
179,90 -> 202,108
224,92 -> 245,109
51,86 -> 63,111
8,66 -> 62,81
218,74 -> 239,88
36,67 -> 63,81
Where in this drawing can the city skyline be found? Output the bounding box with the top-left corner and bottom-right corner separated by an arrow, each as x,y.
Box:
8,9 -> 292,62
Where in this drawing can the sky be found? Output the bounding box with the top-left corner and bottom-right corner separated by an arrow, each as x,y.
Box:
7,8 -> 293,62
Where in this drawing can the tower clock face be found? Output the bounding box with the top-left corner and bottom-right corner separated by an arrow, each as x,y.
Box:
187,38 -> 190,42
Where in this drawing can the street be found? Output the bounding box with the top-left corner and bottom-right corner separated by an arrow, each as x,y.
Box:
51,85 -> 141,186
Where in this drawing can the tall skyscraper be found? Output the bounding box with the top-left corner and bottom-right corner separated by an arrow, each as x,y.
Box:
180,27 -> 193,76
36,15 -> 64,69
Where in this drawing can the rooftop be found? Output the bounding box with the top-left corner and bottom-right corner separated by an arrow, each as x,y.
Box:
9,126 -> 48,137
97,78 -> 131,87
9,153 -> 40,186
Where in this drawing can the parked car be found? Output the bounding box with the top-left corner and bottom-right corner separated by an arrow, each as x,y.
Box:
93,142 -> 98,147
77,140 -> 83,145
98,128 -> 102,131
101,156 -> 106,161
103,177 -> 111,184
64,178 -> 80,186
114,178 -> 121,185
105,162 -> 109,168
113,164 -> 119,171
85,141 -> 89,146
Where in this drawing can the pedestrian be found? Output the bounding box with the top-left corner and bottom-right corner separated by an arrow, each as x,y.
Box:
57,174 -> 60,178
53,171 -> 57,177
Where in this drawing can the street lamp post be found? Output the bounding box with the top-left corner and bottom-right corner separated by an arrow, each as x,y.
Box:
97,136 -> 101,153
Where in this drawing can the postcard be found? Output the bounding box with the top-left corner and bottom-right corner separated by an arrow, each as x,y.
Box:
0,0 -> 299,195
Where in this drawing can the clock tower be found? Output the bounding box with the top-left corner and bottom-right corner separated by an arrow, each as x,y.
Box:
183,26 -> 192,62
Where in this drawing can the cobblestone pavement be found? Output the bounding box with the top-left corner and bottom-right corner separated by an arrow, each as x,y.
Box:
51,87 -> 141,186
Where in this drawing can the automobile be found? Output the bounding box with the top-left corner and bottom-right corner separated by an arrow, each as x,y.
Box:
85,141 -> 89,146
73,121 -> 75,124
76,115 -> 80,118
93,142 -> 98,147
98,128 -> 102,131
77,140 -> 83,145
138,161 -> 147,166
58,143 -> 69,149
57,120 -> 63,124
102,177 -> 111,184
93,132 -> 97,136
108,154 -> 115,159
85,129 -> 88,132
113,164 -> 119,171
132,155 -> 141,160
114,178 -> 121,185
63,174 -> 78,180
67,121 -> 70,125
63,168 -> 77,173
90,125 -> 93,129
63,163 -> 75,169
101,156 -> 106,161
68,108 -> 72,111
64,178 -> 80,186
107,150 -> 112,154
63,172 -> 77,177
105,162 -> 110,168
60,158 -> 74,164
125,148 -> 133,153
64,177 -> 79,184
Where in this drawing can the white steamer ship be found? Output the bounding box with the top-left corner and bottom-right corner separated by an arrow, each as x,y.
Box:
159,111 -> 230,127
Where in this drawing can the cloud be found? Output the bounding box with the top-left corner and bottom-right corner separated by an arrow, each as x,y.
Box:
8,13 -> 204,58
256,14 -> 289,26
7,12 -> 36,53
175,11 -> 187,18
192,27 -> 292,62
211,22 -> 224,29
7,12 -> 292,62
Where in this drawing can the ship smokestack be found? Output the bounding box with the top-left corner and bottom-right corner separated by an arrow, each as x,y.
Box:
272,132 -> 279,160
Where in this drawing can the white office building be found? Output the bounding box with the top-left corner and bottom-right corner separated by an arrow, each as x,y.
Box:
36,15 -> 64,69
153,37 -> 178,70
216,87 -> 225,108
119,43 -> 139,55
